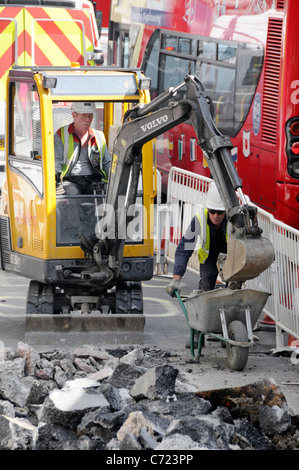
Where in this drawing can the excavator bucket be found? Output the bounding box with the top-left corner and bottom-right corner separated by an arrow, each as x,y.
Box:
220,234 -> 275,282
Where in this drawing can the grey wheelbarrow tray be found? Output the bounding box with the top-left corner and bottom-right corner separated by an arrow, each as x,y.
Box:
175,288 -> 271,371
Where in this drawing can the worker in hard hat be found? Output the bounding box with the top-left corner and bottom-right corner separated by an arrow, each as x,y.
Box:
54,102 -> 111,195
166,182 -> 228,347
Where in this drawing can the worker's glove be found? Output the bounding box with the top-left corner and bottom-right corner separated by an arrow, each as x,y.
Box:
166,279 -> 181,297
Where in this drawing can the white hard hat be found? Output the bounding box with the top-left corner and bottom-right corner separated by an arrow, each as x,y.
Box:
206,182 -> 225,211
71,102 -> 96,114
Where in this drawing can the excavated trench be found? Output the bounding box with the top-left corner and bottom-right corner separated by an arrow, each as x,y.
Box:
0,342 -> 298,450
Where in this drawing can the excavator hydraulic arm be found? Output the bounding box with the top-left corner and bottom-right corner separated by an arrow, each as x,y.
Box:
94,74 -> 274,283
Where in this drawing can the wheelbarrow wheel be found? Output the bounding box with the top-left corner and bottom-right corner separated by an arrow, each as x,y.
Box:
226,320 -> 249,371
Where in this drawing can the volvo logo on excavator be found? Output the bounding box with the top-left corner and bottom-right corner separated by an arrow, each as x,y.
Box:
141,114 -> 168,132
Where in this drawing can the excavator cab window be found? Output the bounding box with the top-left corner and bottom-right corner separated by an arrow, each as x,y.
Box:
53,100 -> 144,246
8,80 -> 43,196
53,101 -> 104,246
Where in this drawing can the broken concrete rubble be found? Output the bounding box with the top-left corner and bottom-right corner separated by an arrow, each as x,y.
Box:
196,378 -> 292,435
0,341 -> 298,450
0,414 -> 38,450
130,364 -> 178,401
39,378 -> 111,430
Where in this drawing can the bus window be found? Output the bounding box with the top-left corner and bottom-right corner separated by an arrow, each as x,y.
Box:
234,44 -> 263,131
114,29 -> 130,67
237,45 -> 263,89
218,44 -> 237,63
195,42 -> 263,136
143,29 -> 160,99
110,25 -> 130,67
198,41 -> 216,60
143,30 -> 263,137
160,54 -> 194,98
179,37 -> 196,55
195,53 -> 235,134
162,34 -> 177,51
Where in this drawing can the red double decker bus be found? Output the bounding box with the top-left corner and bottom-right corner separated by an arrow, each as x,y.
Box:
108,0 -> 299,229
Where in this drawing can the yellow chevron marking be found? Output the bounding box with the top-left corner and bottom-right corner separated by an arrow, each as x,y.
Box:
23,50 -> 31,65
0,70 -> 9,101
53,19 -> 86,54
33,7 -> 92,55
0,5 -> 95,99
25,13 -> 70,65
0,10 -> 24,101
0,12 -> 22,57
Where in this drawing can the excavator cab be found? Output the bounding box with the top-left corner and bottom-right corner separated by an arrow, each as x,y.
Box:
0,66 -> 155,343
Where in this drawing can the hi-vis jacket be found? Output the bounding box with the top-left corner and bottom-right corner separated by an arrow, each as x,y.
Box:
54,123 -> 111,182
196,208 -> 228,263
173,208 -> 228,278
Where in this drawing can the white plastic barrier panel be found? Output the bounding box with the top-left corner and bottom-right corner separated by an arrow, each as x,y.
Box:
165,167 -> 210,273
164,167 -> 299,350
248,210 -> 299,350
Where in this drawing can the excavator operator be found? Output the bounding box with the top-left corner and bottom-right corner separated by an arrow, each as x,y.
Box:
54,102 -> 111,195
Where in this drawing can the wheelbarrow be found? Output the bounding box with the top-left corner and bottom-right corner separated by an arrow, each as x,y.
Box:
174,287 -> 271,371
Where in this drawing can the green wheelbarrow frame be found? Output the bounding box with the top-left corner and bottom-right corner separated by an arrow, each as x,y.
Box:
174,290 -> 224,359
174,288 -> 271,364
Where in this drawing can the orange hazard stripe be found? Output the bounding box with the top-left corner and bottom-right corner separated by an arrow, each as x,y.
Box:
0,20 -> 9,33
0,48 -> 18,80
24,29 -> 52,66
67,8 -> 93,42
0,30 -> 25,81
0,6 -> 22,18
27,7 -> 90,59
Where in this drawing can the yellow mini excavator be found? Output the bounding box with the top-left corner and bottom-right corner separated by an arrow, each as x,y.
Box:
0,67 -> 274,344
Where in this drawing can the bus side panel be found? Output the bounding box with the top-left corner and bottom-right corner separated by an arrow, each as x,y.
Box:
276,183 -> 299,228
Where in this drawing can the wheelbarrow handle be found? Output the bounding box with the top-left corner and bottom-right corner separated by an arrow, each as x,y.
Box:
174,289 -> 190,326
173,289 -> 201,359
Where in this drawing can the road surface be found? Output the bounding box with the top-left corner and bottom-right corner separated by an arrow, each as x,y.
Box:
0,267 -> 298,414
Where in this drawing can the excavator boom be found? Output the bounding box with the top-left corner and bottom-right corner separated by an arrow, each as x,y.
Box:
95,74 -> 274,283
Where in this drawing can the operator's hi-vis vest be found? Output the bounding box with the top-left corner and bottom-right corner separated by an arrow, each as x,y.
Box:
196,208 -> 228,264
60,125 -> 108,181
